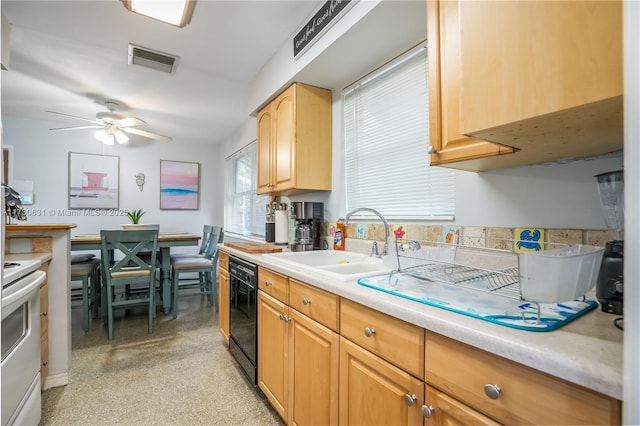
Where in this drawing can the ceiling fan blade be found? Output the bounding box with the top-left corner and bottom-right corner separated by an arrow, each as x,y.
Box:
50,125 -> 103,131
46,110 -> 101,125
116,117 -> 146,127
122,127 -> 172,142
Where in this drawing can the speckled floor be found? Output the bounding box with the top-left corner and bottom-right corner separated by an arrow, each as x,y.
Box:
40,294 -> 283,426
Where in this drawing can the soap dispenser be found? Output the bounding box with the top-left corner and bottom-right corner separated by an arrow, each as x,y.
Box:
334,220 -> 345,251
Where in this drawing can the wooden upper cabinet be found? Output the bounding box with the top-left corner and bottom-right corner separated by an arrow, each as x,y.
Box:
427,0 -> 622,172
256,82 -> 332,195
257,108 -> 273,194
460,1 -> 622,134
427,0 -> 515,169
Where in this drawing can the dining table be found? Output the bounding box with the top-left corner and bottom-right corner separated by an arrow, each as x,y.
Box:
71,232 -> 200,315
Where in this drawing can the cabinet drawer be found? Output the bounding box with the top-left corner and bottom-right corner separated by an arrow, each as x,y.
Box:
425,331 -> 621,425
289,279 -> 339,332
218,251 -> 229,271
258,267 -> 289,304
340,299 -> 424,379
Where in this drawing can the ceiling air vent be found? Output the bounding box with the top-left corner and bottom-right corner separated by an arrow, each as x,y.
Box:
128,43 -> 180,74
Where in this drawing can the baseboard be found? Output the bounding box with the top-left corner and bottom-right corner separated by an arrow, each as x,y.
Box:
42,372 -> 69,390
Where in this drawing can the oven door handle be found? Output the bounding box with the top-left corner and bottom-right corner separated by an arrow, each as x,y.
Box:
1,271 -> 46,313
230,274 -> 255,290
233,264 -> 256,277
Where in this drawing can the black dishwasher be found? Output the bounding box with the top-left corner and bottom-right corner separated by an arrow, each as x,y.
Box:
228,255 -> 259,385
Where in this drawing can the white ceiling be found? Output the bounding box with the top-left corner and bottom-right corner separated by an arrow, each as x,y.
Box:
1,0 -> 427,147
0,0 -> 324,145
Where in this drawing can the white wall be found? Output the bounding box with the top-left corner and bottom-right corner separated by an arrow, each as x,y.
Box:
3,116 -> 222,239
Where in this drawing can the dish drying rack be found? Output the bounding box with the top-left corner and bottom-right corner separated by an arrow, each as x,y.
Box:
382,238 -> 604,324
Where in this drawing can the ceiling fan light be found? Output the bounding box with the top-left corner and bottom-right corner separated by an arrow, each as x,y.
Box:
95,129 -> 114,145
115,130 -> 129,144
123,0 -> 196,28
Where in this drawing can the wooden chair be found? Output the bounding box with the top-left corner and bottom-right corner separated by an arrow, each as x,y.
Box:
170,226 -> 223,318
100,229 -> 159,340
70,257 -> 101,332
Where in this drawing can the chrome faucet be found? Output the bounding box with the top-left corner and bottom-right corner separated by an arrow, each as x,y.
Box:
343,207 -> 391,256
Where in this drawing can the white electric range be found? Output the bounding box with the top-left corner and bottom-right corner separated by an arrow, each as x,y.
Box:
1,258 -> 45,426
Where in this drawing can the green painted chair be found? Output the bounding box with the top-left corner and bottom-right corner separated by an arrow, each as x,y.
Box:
170,226 -> 223,318
100,229 -> 159,340
170,224 -> 216,261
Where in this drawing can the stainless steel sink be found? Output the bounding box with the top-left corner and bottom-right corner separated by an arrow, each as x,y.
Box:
262,250 -> 392,281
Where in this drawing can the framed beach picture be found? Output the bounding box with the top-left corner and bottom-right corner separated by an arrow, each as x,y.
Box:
68,152 -> 119,209
160,160 -> 200,210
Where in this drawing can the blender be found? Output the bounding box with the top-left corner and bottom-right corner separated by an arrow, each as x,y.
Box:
594,170 -> 624,315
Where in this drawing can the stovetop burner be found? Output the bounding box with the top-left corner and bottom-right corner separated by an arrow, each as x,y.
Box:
4,262 -> 21,269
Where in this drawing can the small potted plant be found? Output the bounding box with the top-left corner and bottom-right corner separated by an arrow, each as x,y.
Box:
126,209 -> 146,224
122,209 -> 153,229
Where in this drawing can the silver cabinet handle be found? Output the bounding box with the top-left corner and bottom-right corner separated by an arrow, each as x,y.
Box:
484,384 -> 502,400
427,145 -> 437,154
421,405 -> 435,418
302,298 -> 311,305
278,313 -> 291,323
265,280 -> 273,286
403,393 -> 417,407
364,327 -> 376,337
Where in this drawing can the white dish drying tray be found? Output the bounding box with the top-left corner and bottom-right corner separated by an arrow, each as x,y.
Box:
380,238 -> 604,324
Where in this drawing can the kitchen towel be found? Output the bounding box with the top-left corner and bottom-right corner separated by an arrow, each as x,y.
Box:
275,210 -> 288,245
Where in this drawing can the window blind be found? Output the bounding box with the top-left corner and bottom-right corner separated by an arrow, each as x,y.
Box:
224,141 -> 268,238
343,45 -> 455,219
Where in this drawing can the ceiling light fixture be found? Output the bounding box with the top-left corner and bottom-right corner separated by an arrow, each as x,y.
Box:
121,0 -> 196,28
95,129 -> 114,146
114,130 -> 129,144
95,126 -> 130,145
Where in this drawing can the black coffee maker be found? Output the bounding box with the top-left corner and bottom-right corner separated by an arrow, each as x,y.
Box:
594,170 -> 624,315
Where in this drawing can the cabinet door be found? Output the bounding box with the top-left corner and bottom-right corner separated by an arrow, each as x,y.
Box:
422,384 -> 499,426
257,107 -> 273,194
339,337 -> 423,425
218,268 -> 229,344
40,281 -> 49,337
273,85 -> 296,192
289,309 -> 339,426
258,291 -> 289,421
40,333 -> 48,389
427,0 -> 513,167
459,0 -> 622,134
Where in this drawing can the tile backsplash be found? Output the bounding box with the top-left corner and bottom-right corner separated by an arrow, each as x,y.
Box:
323,222 -> 613,252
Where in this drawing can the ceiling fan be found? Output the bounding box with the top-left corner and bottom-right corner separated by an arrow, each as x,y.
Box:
46,101 -> 172,144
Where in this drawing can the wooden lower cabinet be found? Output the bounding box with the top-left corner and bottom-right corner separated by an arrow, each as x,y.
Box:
217,267 -> 229,344
339,337 -> 423,425
39,262 -> 50,389
258,290 -> 339,425
289,309 -> 339,426
423,384 -> 499,426
425,331 -> 621,425
258,291 -> 289,419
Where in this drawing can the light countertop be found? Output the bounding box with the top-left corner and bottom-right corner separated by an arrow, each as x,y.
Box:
219,245 -> 623,400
